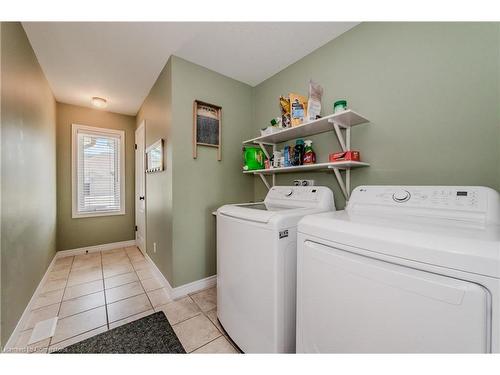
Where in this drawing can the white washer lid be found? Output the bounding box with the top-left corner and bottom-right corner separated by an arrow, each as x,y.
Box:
217,185 -> 335,224
298,210 -> 500,278
218,203 -> 295,223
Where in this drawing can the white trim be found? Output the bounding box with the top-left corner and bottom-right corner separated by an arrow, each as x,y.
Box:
71,210 -> 126,219
135,120 -> 147,254
144,253 -> 217,300
144,253 -> 173,293
171,275 -> 217,300
71,123 -> 126,219
3,254 -> 58,352
57,239 -> 137,258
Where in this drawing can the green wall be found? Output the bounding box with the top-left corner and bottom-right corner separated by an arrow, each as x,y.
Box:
0,22 -> 57,347
137,56 -> 255,287
56,102 -> 136,250
252,22 -> 500,208
139,23 -> 500,288
136,60 -> 174,282
170,56 -> 254,287
498,23 -> 500,192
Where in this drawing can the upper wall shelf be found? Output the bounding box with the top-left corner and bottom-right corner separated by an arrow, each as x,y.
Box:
242,110 -> 369,145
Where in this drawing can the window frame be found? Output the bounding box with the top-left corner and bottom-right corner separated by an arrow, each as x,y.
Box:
71,123 -> 126,219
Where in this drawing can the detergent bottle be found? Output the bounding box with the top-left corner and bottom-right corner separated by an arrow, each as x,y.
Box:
292,139 -> 305,166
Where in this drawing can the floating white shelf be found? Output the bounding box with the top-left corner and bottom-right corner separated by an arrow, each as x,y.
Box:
243,110 -> 369,145
243,161 -> 369,175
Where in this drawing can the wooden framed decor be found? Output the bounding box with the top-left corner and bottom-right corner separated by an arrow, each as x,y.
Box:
146,139 -> 164,173
193,100 -> 222,160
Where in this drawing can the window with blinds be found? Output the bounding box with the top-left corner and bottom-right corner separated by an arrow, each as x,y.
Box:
72,124 -> 125,218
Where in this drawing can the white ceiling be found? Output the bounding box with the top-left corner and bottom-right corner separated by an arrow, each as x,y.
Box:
22,22 -> 358,115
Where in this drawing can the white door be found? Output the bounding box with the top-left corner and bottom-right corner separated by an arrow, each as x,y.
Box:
296,237 -> 491,353
135,121 -> 146,253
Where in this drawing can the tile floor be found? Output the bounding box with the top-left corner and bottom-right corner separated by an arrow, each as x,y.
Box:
10,246 -> 239,354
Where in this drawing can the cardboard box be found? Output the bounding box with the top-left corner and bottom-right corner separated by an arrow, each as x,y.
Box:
329,150 -> 360,162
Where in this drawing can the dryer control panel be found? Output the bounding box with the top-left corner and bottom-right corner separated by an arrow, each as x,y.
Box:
348,186 -> 500,224
265,186 -> 335,211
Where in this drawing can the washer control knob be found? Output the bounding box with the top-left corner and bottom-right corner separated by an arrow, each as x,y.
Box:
392,190 -> 411,203
283,189 -> 293,197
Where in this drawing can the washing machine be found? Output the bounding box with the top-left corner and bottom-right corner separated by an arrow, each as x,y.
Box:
217,186 -> 335,353
296,185 -> 500,353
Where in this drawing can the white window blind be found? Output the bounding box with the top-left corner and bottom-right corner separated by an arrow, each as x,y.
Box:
72,125 -> 125,218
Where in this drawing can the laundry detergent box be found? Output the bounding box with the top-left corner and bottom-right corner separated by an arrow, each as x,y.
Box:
329,150 -> 361,162
289,93 -> 308,127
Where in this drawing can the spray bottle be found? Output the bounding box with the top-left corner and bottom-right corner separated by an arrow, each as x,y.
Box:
303,140 -> 316,165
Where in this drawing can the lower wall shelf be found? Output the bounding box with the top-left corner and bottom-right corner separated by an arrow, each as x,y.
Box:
244,161 -> 369,200
242,161 -> 369,175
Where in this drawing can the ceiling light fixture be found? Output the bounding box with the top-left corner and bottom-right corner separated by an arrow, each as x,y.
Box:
91,96 -> 107,109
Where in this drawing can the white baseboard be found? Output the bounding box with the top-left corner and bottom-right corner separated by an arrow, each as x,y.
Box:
56,239 -> 137,258
170,275 -> 217,299
143,253 -> 172,292
144,253 -> 216,300
3,239 -> 137,352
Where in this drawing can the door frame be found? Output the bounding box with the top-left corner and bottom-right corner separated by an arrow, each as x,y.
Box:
135,120 -> 146,254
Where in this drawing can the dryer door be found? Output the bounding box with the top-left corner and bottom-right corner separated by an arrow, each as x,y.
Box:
296,239 -> 491,353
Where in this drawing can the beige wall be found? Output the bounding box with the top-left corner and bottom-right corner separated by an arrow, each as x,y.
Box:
56,102 -> 136,251
136,60 -> 174,282
0,22 -> 57,346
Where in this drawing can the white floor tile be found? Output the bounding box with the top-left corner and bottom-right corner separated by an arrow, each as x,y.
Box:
59,291 -> 105,318
23,303 -> 60,330
173,314 -> 221,353
48,325 -> 107,352
67,266 -> 102,287
205,308 -> 225,334
32,289 -> 64,310
193,336 -> 238,354
51,306 -> 107,344
105,281 -> 144,303
140,277 -> 163,292
108,309 -> 155,330
107,293 -> 152,322
104,271 -> 138,289
190,287 -> 217,312
136,267 -> 156,280
155,296 -> 201,325
63,279 -> 104,301
40,278 -> 67,293
147,288 -> 171,307
10,329 -> 51,353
